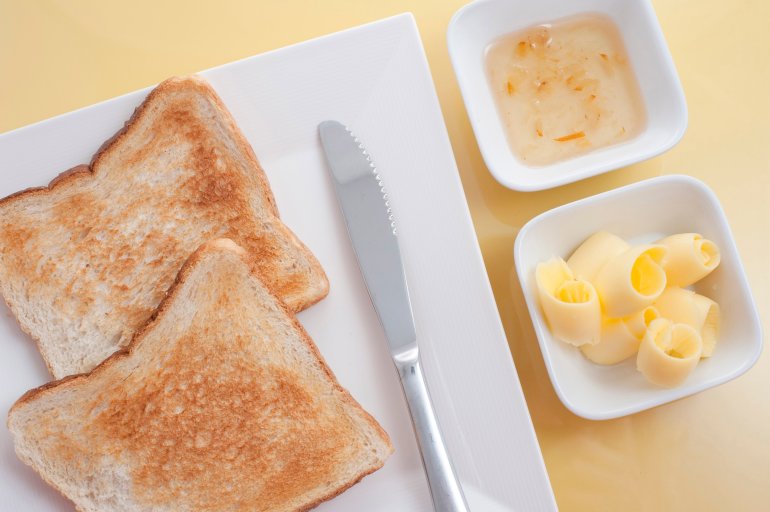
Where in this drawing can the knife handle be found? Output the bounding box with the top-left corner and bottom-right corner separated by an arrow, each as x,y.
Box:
396,356 -> 470,512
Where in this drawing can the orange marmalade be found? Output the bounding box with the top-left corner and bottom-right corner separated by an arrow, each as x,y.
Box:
486,14 -> 646,166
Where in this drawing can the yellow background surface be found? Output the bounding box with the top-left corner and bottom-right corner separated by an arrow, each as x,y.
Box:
1,1 -> 768,510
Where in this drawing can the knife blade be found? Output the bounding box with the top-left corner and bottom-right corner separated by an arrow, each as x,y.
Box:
319,120 -> 469,512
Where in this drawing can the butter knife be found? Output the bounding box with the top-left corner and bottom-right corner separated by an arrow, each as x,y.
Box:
319,120 -> 469,512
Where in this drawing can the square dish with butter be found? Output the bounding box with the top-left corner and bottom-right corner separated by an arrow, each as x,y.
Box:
514,175 -> 762,420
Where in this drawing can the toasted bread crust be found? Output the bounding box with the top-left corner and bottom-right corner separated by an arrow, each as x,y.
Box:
9,239 -> 390,511
0,163 -> 96,377
0,75 -> 329,378
88,77 -> 280,218
12,239 -> 386,444
0,163 -> 90,205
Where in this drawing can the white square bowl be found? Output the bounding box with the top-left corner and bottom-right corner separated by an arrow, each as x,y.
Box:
448,0 -> 688,191
514,175 -> 763,420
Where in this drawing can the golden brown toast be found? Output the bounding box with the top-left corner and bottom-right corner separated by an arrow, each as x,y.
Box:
7,239 -> 392,512
0,76 -> 328,378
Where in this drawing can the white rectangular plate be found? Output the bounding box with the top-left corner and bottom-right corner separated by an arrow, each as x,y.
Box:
0,14 -> 555,511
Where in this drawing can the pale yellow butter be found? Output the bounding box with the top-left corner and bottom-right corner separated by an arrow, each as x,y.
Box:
535,257 -> 601,346
534,230 -> 722,388
637,319 -> 702,387
593,244 -> 667,318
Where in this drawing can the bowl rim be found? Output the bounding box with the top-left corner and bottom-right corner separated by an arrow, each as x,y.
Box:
447,0 -> 689,192
513,174 -> 764,420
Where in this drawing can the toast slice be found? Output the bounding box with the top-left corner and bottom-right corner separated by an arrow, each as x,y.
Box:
0,76 -> 328,378
8,239 -> 392,512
